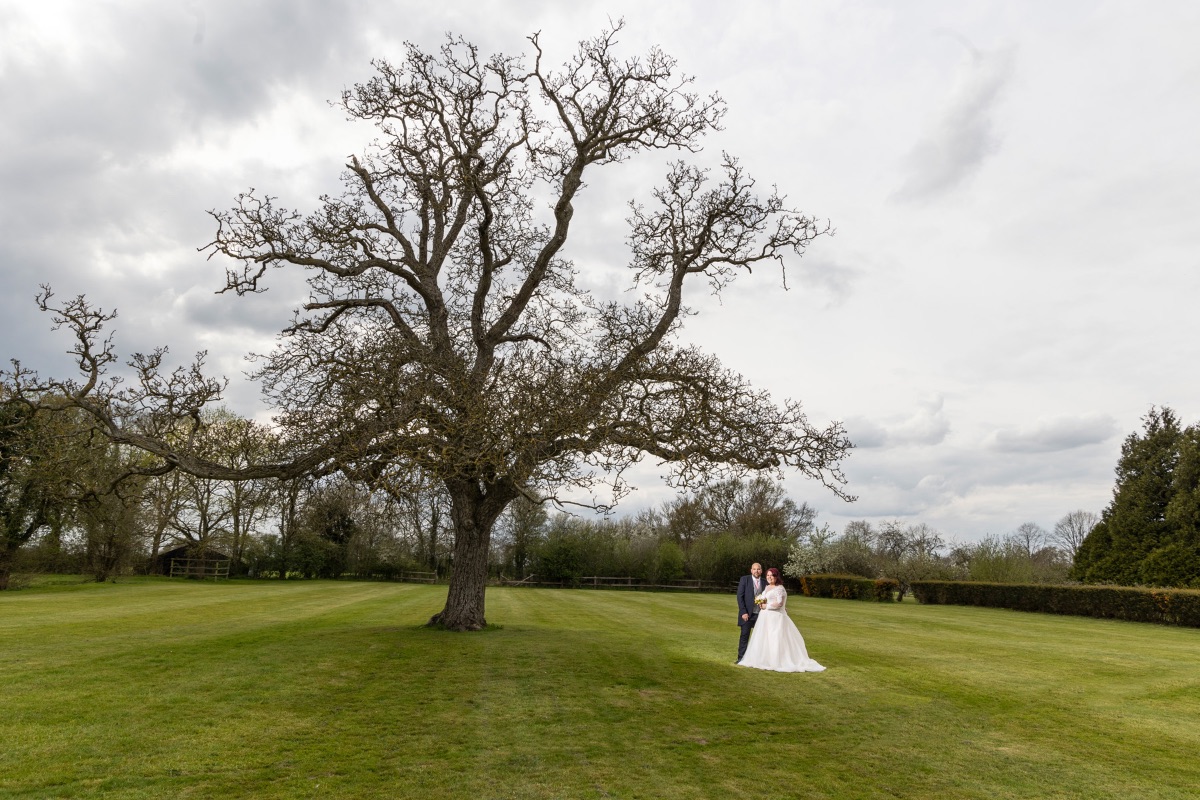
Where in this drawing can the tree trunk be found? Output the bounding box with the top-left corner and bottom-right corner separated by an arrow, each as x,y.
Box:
230,495 -> 244,574
430,479 -> 515,631
434,515 -> 490,630
428,500 -> 441,575
278,480 -> 299,579
0,545 -> 14,591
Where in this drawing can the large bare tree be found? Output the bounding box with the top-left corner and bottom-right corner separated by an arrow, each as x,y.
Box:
11,26 -> 852,628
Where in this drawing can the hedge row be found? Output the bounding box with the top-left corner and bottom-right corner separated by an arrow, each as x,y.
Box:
798,574 -> 899,602
909,580 -> 1200,627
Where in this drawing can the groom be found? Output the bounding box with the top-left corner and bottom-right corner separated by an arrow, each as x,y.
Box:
736,562 -> 764,662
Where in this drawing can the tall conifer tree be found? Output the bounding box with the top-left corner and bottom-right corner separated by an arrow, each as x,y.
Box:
1073,407 -> 1200,587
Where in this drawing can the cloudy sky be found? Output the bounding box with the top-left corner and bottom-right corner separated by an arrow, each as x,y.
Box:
3,1 -> 1198,543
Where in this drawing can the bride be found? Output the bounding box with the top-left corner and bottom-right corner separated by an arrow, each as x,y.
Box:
737,568 -> 825,673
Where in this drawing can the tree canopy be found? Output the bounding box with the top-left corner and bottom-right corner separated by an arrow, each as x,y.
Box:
8,25 -> 852,627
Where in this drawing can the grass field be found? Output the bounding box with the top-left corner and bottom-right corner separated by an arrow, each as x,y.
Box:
2,578 -> 1198,799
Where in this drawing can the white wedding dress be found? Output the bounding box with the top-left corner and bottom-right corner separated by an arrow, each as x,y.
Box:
738,585 -> 825,673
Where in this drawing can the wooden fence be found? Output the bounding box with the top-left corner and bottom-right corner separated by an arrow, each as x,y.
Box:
169,558 -> 230,580
396,570 -> 438,584
496,575 -> 732,593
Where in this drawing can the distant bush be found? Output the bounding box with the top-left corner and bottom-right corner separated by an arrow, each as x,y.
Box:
531,530 -> 589,584
798,573 -> 897,602
909,580 -> 1200,627
952,535 -> 1071,585
872,577 -> 900,601
686,534 -> 793,588
799,573 -> 866,600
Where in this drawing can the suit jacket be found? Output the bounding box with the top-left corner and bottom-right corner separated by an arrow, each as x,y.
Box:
737,574 -> 765,625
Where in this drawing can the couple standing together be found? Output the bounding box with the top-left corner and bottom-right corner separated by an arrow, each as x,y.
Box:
736,563 -> 825,672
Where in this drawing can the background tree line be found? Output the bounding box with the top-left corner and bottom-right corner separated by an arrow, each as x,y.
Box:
1,394 -> 455,588
4,390 -> 1196,591
783,518 -> 1079,599
2,394 -> 815,589
492,475 -> 813,587
0,387 -> 1092,593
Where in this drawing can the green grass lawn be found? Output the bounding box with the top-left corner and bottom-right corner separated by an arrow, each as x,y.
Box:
2,579 -> 1198,799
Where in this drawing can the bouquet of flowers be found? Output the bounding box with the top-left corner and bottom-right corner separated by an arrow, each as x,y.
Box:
753,594 -> 766,606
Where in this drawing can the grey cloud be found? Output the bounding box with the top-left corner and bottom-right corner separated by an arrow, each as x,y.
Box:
846,417 -> 888,448
786,253 -> 860,304
852,431 -> 1116,501
986,414 -> 1117,453
0,1 -> 373,392
846,396 -> 950,449
0,0 -> 376,229
0,6 -> 350,173
828,477 -> 946,519
817,431 -> 1119,540
894,40 -> 1014,202
178,278 -> 308,337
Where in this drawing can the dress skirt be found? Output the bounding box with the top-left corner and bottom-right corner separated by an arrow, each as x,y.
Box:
738,608 -> 825,672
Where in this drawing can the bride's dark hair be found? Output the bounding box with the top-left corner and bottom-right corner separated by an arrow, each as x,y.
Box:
766,568 -> 782,582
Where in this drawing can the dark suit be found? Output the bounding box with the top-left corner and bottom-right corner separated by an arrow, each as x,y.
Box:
736,573 -> 765,661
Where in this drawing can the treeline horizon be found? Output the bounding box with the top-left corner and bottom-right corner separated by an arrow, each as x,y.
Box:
5,399 -> 1197,592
